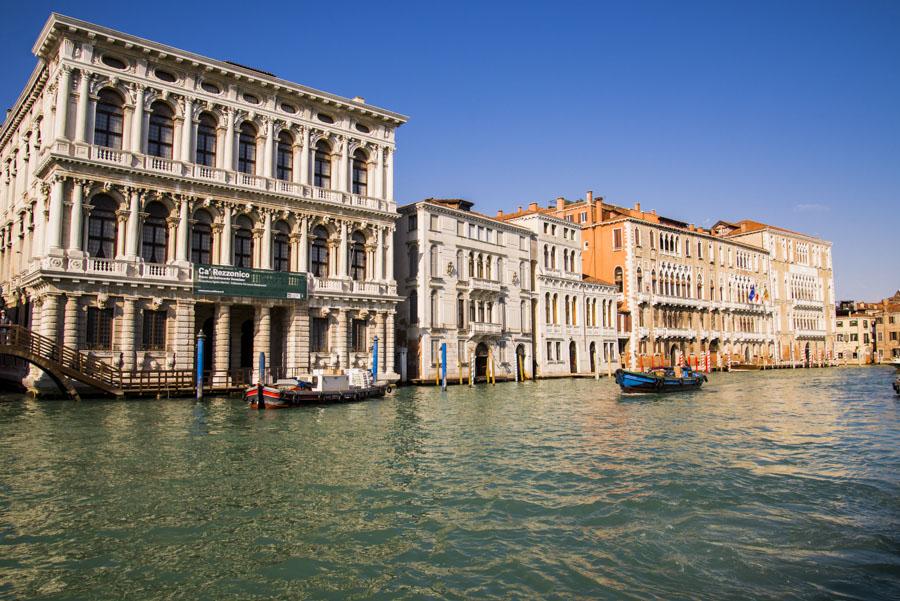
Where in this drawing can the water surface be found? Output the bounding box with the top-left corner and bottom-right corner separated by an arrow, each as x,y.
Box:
1,367 -> 899,599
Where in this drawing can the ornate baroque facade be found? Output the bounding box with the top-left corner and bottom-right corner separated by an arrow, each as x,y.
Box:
0,14 -> 407,389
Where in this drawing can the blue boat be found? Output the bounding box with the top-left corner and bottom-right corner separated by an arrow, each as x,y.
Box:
614,367 -> 707,393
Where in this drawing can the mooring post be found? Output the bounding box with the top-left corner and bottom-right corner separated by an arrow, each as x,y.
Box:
257,352 -> 265,410
196,331 -> 205,401
441,342 -> 447,391
372,335 -> 379,383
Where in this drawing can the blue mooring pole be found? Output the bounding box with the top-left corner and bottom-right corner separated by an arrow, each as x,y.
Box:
441,342 -> 447,390
196,331 -> 205,400
372,335 -> 379,383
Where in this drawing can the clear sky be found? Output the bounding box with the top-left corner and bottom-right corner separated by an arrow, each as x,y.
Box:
1,0 -> 898,299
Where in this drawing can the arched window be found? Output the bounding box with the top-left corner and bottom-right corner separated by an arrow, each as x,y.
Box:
147,101 -> 174,159
94,89 -> 124,149
571,297 -> 577,325
191,209 -> 213,265
552,293 -> 559,324
651,270 -> 657,294
545,293 -> 551,324
238,123 -> 257,174
87,195 -> 117,259
350,231 -> 366,281
477,255 -> 484,279
429,244 -> 439,276
485,256 -> 492,280
468,252 -> 474,280
352,149 -> 368,195
551,247 -> 556,269
195,112 -> 217,166
636,267 -> 643,293
233,215 -> 253,268
565,295 -> 571,324
543,245 -> 549,268
314,140 -> 331,188
430,290 -> 439,326
276,131 -> 293,181
310,225 -> 329,277
496,258 -> 503,283
457,295 -> 465,328
563,249 -> 569,272
273,221 -> 291,272
614,266 -> 624,293
141,201 -> 169,264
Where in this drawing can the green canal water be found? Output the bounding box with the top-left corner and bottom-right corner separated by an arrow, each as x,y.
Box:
1,367 -> 899,600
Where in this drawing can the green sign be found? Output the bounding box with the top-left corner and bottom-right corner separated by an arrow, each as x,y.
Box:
193,265 -> 307,300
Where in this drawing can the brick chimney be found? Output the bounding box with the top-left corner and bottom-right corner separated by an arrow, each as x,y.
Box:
586,190 -> 593,204
556,196 -> 565,211
634,202 -> 641,212
518,205 -> 523,213
496,209 -> 504,218
529,202 -> 538,211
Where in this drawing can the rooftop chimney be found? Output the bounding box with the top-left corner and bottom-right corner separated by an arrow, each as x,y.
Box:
528,202 -> 539,211
496,209 -> 504,218
518,205 -> 523,213
586,190 -> 593,204
556,196 -> 565,211
634,202 -> 641,212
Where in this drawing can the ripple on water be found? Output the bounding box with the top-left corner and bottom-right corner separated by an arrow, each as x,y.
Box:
1,368 -> 899,600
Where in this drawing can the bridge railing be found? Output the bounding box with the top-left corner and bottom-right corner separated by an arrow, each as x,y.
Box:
0,324 -> 122,388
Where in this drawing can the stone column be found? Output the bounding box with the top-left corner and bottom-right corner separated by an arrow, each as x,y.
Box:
174,301 -> 194,371
287,303 -> 310,372
41,294 -> 60,343
385,148 -> 394,202
223,109 -> 234,172
63,295 -> 79,350
263,118 -> 274,178
74,70 -> 91,143
125,189 -> 141,259
375,226 -> 385,281
115,211 -> 128,259
253,305 -> 271,382
385,310 -> 396,378
176,198 -> 189,263
130,85 -> 144,153
213,304 -> 230,385
339,221 -> 348,278
68,181 -> 84,254
299,129 -> 310,185
385,227 -> 394,281
376,146 -> 385,199
292,137 -> 303,184
122,298 -> 137,372
339,139 -> 349,192
220,207 -> 232,265
180,96 -> 193,162
54,66 -> 72,140
336,308 -> 349,372
45,178 -> 65,254
261,211 -> 272,270
298,217 -> 308,272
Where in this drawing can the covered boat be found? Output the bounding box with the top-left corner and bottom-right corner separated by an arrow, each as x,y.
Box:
615,367 -> 707,393
246,369 -> 389,409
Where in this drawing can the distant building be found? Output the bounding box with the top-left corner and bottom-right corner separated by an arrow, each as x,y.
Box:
834,311 -> 874,365
394,199 -> 536,382
712,220 -> 835,366
548,193 -> 775,369
499,203 -> 619,376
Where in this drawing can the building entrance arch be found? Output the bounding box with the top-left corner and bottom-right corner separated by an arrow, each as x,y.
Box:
589,342 -> 596,373
474,342 -> 489,380
515,344 -> 526,380
569,341 -> 577,373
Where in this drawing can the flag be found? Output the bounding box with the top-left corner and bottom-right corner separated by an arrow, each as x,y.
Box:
763,287 -> 769,302
748,285 -> 756,302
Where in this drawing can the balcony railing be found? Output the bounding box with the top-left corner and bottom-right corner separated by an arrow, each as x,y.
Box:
469,277 -> 502,293
309,277 -> 397,296
469,322 -> 502,336
73,143 -> 396,213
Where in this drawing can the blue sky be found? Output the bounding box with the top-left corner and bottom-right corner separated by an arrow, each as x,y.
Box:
1,0 -> 898,299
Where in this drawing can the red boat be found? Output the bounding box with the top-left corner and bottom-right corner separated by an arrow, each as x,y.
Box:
246,372 -> 389,409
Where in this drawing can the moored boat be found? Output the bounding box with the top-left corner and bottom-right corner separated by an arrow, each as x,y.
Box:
615,367 -> 707,393
246,369 -> 389,409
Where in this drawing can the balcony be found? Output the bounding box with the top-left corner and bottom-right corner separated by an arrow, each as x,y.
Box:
792,298 -> 824,311
796,329 -> 826,340
309,277 -> 397,297
469,277 -> 502,294
653,327 -> 695,339
69,143 -> 396,213
469,322 -> 503,336
30,255 -> 192,283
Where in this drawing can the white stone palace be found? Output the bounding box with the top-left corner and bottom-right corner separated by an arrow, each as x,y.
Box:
0,14 -> 407,391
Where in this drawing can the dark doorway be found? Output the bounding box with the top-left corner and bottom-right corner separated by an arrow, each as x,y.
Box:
475,342 -> 489,380
240,319 -> 254,370
804,342 -> 811,367
569,341 -> 577,373
270,307 -> 286,378
516,344 -> 526,380
589,342 -> 596,373
669,344 -> 679,367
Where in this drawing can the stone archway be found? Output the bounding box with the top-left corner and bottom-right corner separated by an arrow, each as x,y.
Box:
589,342 -> 596,373
516,344 -> 526,380
568,341 -> 577,374
474,342 -> 489,380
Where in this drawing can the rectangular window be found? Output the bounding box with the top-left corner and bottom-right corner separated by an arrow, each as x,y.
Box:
850,320 -> 858,327
612,228 -> 623,250
547,341 -> 552,360
430,214 -> 440,231
351,319 -> 367,353
890,316 -> 895,324
555,341 -> 561,360
836,321 -> 843,327
85,307 -> 113,350
311,318 -> 329,352
850,333 -> 858,342
634,227 -> 641,247
457,220 -> 464,236
890,332 -> 898,341
407,214 -> 417,231
469,224 -> 476,239
581,211 -> 588,223
698,241 -> 703,259
141,309 -> 167,351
